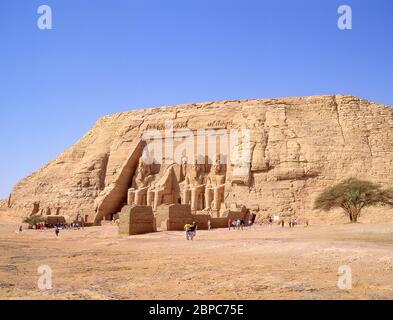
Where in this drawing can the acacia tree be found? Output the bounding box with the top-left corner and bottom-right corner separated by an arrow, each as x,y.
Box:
23,215 -> 46,228
314,178 -> 393,222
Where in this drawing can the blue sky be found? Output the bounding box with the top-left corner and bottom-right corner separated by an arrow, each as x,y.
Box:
0,0 -> 392,198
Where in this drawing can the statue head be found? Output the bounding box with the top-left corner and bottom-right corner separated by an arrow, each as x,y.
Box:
211,156 -> 223,175
137,159 -> 151,178
190,159 -> 202,175
212,162 -> 221,175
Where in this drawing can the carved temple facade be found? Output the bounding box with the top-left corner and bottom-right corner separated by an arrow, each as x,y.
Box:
96,127 -> 250,224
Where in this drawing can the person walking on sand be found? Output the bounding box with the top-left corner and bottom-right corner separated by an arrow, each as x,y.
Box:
208,219 -> 212,231
55,227 -> 60,237
228,219 -> 232,231
281,219 -> 285,228
268,216 -> 273,228
189,222 -> 197,240
184,223 -> 192,240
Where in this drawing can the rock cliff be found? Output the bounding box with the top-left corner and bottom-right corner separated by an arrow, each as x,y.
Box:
6,95 -> 393,224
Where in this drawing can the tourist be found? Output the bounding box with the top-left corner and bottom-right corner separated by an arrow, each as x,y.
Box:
228,219 -> 232,231
236,219 -> 241,230
240,219 -> 245,230
19,225 -> 23,233
189,222 -> 197,240
184,223 -> 192,240
268,217 -> 273,228
55,227 -> 60,237
208,220 -> 212,231
281,219 -> 285,228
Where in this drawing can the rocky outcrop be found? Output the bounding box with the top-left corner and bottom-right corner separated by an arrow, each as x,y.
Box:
6,95 -> 393,224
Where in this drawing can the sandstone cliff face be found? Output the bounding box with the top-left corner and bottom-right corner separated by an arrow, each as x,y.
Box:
7,95 -> 393,224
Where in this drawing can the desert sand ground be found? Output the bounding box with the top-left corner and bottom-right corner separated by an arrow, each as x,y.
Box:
1,218 -> 393,300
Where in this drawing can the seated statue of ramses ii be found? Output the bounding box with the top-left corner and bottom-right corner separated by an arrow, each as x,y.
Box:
181,160 -> 205,211
204,159 -> 226,216
127,157 -> 180,210
127,160 -> 155,207
149,163 -> 180,210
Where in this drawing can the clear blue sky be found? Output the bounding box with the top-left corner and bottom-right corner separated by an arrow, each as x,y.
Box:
0,0 -> 392,198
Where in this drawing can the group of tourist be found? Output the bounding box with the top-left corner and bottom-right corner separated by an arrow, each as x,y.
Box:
184,215 -> 303,241
288,217 -> 298,228
32,222 -> 83,231
184,218 -> 255,240
257,216 -> 300,228
227,219 -> 250,230
228,216 -> 302,230
53,223 -> 84,237
20,222 -> 84,238
278,217 -> 298,228
35,222 -> 46,230
59,223 -> 83,230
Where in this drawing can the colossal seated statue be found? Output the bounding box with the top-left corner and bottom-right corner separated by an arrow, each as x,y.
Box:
181,160 -> 205,211
127,160 -> 156,206
205,159 -> 226,216
148,164 -> 180,210
128,157 -> 181,210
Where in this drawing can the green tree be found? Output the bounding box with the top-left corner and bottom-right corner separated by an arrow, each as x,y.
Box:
314,178 -> 393,222
23,215 -> 46,228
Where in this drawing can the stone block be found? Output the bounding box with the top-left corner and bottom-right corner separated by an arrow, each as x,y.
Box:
119,205 -> 155,235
